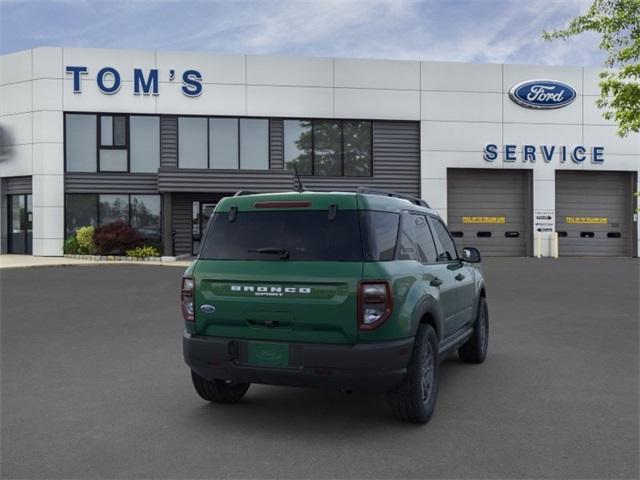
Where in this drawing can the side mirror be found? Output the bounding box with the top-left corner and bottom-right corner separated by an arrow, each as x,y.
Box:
462,247 -> 481,263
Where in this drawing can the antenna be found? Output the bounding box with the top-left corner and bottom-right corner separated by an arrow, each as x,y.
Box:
293,165 -> 305,193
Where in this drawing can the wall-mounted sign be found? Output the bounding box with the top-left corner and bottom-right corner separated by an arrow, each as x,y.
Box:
565,216 -> 608,224
534,209 -> 555,232
65,66 -> 203,97
462,216 -> 506,224
509,79 -> 577,109
483,144 -> 604,164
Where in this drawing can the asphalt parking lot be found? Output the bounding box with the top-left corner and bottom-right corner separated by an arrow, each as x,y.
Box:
1,258 -> 638,479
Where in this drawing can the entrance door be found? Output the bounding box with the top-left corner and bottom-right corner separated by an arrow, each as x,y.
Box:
191,201 -> 217,255
8,194 -> 32,254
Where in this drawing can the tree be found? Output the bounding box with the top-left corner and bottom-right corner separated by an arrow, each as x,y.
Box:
543,0 -> 640,137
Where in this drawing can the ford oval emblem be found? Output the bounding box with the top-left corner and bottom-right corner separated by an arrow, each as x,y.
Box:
509,79 -> 576,109
200,304 -> 216,314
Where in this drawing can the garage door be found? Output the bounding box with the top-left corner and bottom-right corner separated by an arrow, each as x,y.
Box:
556,171 -> 633,256
447,169 -> 531,257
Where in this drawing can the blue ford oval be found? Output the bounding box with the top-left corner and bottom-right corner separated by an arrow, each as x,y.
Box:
509,79 -> 577,109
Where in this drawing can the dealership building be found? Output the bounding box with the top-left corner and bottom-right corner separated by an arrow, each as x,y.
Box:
0,47 -> 638,257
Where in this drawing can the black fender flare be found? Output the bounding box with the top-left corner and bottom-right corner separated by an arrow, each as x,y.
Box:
410,295 -> 446,341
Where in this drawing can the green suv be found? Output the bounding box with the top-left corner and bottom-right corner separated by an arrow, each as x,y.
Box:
182,189 -> 488,423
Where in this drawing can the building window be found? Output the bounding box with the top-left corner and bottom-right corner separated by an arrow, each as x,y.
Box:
65,193 -> 98,236
98,194 -> 130,225
178,117 -> 208,169
178,116 -> 268,170
314,120 -> 342,176
284,119 -> 372,177
130,195 -> 161,247
65,113 -> 159,173
99,115 -> 128,172
65,194 -> 162,249
240,118 -> 269,170
283,120 -> 312,175
65,114 -> 97,172
209,118 -> 238,169
343,121 -> 372,176
130,116 -> 160,173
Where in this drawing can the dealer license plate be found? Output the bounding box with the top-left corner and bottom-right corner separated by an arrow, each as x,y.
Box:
247,342 -> 289,367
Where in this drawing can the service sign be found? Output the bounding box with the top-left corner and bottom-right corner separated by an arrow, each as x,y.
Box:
534,210 -> 555,233
509,79 -> 577,109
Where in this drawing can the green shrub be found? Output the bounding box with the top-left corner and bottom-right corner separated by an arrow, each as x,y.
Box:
76,225 -> 96,254
125,245 -> 160,258
64,236 -> 79,254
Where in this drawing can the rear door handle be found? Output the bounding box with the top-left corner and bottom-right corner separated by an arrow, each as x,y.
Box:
455,273 -> 466,281
429,277 -> 443,287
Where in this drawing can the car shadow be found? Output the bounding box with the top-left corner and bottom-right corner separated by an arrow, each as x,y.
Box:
181,353 -> 472,436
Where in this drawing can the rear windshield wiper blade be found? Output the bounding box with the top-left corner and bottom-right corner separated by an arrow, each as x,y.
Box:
248,247 -> 290,260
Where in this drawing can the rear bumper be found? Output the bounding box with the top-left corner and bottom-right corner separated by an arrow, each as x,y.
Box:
183,333 -> 413,392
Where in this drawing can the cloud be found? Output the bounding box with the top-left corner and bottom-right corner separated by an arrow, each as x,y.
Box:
0,0 -> 605,66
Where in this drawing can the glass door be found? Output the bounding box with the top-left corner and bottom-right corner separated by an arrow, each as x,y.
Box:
8,194 -> 32,254
191,201 -> 217,255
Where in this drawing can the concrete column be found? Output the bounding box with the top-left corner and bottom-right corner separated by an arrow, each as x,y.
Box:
532,167 -> 555,258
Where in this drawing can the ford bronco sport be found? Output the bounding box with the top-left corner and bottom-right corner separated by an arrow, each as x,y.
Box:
182,188 -> 488,423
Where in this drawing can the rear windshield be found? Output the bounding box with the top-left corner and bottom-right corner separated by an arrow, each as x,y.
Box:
200,210 -> 364,261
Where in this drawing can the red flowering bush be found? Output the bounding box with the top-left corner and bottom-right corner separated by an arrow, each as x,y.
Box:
93,220 -> 143,255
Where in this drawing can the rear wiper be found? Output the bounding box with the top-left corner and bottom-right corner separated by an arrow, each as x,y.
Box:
248,247 -> 290,260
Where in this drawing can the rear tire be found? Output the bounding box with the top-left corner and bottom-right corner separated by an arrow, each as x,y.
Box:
191,371 -> 250,404
385,324 -> 439,424
458,296 -> 489,364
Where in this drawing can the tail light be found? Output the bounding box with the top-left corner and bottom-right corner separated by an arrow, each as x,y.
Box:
358,281 -> 393,330
181,276 -> 195,322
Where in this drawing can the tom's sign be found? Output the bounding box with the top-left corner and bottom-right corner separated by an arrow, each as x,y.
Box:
509,79 -> 576,109
65,66 -> 203,97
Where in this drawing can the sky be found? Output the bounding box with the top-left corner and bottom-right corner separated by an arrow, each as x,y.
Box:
0,0 -> 604,66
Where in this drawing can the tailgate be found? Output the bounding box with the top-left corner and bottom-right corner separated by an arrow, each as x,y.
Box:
194,260 -> 363,344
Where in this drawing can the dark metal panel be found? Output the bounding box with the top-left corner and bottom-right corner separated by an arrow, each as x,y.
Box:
5,176 -> 32,195
158,168 -> 294,193
64,173 -> 158,193
269,119 -> 284,169
160,115 -> 178,169
161,193 -> 173,256
556,171 -> 632,257
447,169 -> 530,257
171,192 -> 229,256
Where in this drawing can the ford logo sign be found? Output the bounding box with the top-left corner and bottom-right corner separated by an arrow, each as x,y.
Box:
509,79 -> 577,109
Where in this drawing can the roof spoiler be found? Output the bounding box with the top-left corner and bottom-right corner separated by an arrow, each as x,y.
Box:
356,187 -> 430,208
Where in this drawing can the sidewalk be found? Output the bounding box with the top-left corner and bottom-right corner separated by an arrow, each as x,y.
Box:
0,254 -> 192,270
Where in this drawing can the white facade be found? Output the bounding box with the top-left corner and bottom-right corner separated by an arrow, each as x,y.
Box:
1,47 -> 638,256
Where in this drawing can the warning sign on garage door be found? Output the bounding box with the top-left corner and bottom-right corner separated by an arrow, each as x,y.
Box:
565,216 -> 608,224
534,209 -> 555,232
462,216 -> 506,224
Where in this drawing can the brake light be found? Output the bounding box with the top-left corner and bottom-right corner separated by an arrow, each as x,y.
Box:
181,276 -> 195,322
358,281 -> 393,330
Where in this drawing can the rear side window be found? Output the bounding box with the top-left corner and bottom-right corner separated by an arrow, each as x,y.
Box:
412,215 -> 438,263
428,217 -> 458,262
200,210 -> 363,261
361,211 -> 400,261
397,213 -> 438,263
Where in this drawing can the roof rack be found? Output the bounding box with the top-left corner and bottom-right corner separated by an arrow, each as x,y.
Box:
356,187 -> 430,208
233,190 -> 263,197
